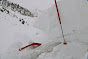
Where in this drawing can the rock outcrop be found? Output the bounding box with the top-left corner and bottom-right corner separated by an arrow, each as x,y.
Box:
0,0 -> 34,17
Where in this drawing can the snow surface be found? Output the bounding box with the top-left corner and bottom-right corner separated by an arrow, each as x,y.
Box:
34,0 -> 88,59
0,0 -> 88,59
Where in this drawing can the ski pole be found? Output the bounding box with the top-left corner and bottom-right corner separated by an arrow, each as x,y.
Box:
54,0 -> 67,45
19,43 -> 41,51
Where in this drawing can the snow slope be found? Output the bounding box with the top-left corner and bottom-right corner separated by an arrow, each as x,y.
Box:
34,0 -> 88,59
0,0 -> 88,59
0,6 -> 50,59
34,0 -> 80,40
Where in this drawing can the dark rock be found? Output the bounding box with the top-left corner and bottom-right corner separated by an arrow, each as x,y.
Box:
19,19 -> 21,22
0,9 -> 3,12
22,20 -> 25,24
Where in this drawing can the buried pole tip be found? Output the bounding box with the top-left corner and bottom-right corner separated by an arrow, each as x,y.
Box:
19,49 -> 21,51
63,42 -> 67,45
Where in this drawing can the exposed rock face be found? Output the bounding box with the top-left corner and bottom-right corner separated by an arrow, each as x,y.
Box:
0,0 -> 34,17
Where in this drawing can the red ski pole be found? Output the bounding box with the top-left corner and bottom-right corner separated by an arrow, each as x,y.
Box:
54,0 -> 67,45
19,43 -> 41,51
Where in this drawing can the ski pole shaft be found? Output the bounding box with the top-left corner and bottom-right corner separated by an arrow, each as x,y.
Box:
54,0 -> 67,44
54,0 -> 61,24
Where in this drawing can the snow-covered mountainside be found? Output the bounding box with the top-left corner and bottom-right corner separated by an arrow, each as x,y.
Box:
0,5 -> 50,59
0,0 -> 88,59
0,0 -> 57,59
34,0 -> 88,59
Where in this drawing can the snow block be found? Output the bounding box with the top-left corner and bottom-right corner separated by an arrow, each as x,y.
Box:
34,0 -> 80,39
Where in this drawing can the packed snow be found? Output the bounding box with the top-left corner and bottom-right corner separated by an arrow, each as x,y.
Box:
0,0 -> 88,59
